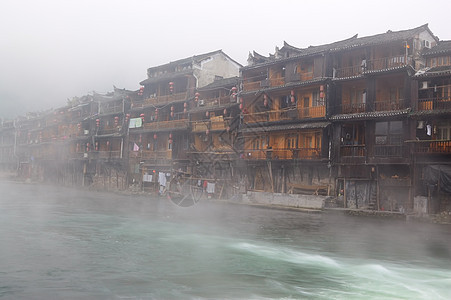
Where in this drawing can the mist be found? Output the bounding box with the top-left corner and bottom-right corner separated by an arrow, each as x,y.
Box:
1,0 -> 450,118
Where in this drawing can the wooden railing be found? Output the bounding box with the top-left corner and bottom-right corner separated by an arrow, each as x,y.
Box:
99,105 -> 123,115
410,140 -> 451,154
335,65 -> 362,78
140,150 -> 172,160
243,106 -> 325,123
192,121 -> 209,132
242,81 -> 262,92
374,145 -> 403,157
142,119 -> 189,131
197,96 -> 234,108
269,77 -> 285,87
97,127 -> 122,135
340,102 -> 366,114
96,151 -> 121,159
374,99 -> 407,111
243,148 -> 321,160
418,97 -> 451,111
133,92 -> 188,108
367,55 -> 412,71
340,145 -> 365,157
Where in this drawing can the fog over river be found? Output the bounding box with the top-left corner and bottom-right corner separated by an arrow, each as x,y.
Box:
0,181 -> 450,299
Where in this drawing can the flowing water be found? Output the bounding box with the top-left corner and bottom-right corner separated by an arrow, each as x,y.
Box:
0,181 -> 450,299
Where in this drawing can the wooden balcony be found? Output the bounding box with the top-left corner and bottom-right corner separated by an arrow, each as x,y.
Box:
96,150 -> 122,159
374,99 -> 407,111
374,145 -> 403,157
269,77 -> 285,87
196,96 -> 234,108
211,116 -> 230,131
366,55 -> 412,71
139,150 -> 172,160
243,81 -> 262,92
243,148 -> 321,160
135,92 -> 188,108
97,126 -> 122,135
243,106 -> 325,124
335,65 -> 362,78
340,145 -> 365,157
142,119 -> 189,131
99,105 -> 123,115
418,97 -> 451,111
340,102 -> 367,114
192,121 -> 209,132
410,140 -> 451,154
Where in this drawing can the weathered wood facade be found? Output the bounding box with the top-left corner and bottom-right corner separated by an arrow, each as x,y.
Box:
1,25 -> 450,214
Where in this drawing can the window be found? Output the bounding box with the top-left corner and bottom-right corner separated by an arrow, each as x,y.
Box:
312,90 -> 324,107
437,120 -> 451,140
375,121 -> 402,145
286,135 -> 298,149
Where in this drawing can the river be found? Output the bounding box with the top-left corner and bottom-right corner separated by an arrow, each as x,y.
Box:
0,181 -> 450,299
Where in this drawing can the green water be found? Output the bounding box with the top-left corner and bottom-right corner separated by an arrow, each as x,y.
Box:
0,181 -> 450,299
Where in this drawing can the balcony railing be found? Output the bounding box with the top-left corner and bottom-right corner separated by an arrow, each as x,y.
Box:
243,148 -> 321,160
335,65 -> 362,78
134,92 -> 188,108
410,140 -> 451,154
340,145 -> 365,157
96,151 -> 121,159
97,127 -> 122,135
139,150 -> 172,160
367,55 -> 412,71
142,119 -> 189,131
374,99 -> 407,111
243,81 -> 263,92
243,106 -> 325,124
269,77 -> 285,87
192,121 -> 209,132
340,102 -> 367,114
374,145 -> 403,157
196,96 -> 234,108
99,105 -> 123,115
418,97 -> 451,111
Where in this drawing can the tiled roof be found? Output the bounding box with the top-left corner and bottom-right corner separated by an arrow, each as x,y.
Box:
410,109 -> 451,117
197,77 -> 241,91
330,109 -> 410,120
243,24 -> 434,71
240,121 -> 330,134
414,66 -> 451,78
140,69 -> 193,85
422,40 -> 451,56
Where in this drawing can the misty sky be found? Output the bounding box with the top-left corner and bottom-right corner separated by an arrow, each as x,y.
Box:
1,0 -> 450,119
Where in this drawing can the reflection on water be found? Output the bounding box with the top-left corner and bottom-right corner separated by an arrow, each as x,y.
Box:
0,181 -> 450,299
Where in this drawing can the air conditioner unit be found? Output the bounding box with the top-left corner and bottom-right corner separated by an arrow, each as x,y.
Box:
420,81 -> 428,90
422,40 -> 430,49
199,100 -> 205,106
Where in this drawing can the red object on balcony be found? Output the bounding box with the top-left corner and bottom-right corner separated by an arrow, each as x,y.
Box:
169,133 -> 172,139
231,86 -> 237,92
291,95 -> 295,103
170,111 -> 174,118
224,108 -> 227,115
153,134 -> 157,139
206,111 -> 209,117
206,129 -> 210,135
239,103 -> 243,110
171,106 -> 174,111
320,85 -> 324,91
184,102 -> 187,108
140,113 -> 145,121
291,90 -> 295,96
184,108 -> 187,113
169,82 -> 174,92
320,91 -> 325,98
169,139 -> 173,144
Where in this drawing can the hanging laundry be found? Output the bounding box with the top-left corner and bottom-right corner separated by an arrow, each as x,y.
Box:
206,182 -> 215,194
158,172 -> 167,187
426,124 -> 432,136
133,143 -> 139,151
